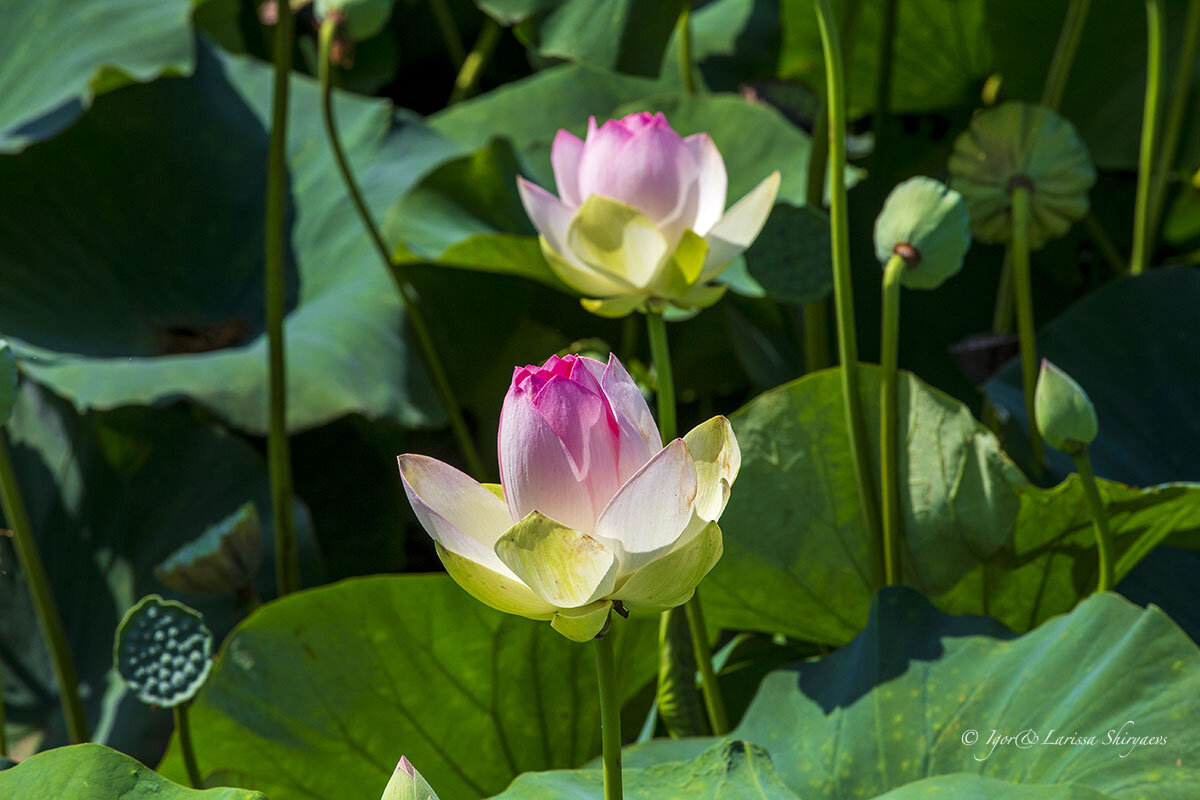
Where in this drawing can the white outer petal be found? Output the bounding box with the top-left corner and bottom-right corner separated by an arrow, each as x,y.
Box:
700,171 -> 781,282
684,133 -> 728,236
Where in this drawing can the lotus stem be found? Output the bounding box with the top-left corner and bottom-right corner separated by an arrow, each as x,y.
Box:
265,0 -> 299,596
872,0 -> 898,151
319,20 -> 487,482
803,99 -> 831,373
449,17 -> 503,104
678,2 -> 696,95
176,701 -> 203,789
428,0 -> 466,67
813,0 -> 885,589
1131,0 -> 1165,275
1071,449 -> 1114,593
880,253 -> 905,587
1041,0 -> 1092,110
594,629 -> 623,800
1148,0 -> 1200,242
1009,182 -> 1045,473
0,434 -> 88,743
645,310 -> 728,736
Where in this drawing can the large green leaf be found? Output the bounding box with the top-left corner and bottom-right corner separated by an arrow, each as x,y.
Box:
0,0 -> 194,153
0,40 -> 465,434
157,574 -> 658,800
0,744 -> 265,800
987,269 -> 1200,486
703,365 -> 1200,644
498,590 -> 1200,797
0,381 -> 317,760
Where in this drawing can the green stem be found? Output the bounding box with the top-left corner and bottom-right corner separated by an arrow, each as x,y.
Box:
803,301 -> 830,372
1131,0 -> 1165,275
1071,450 -> 1115,593
803,100 -> 831,374
1040,0 -> 1092,110
1082,212 -> 1127,276
266,0 -> 299,597
176,702 -> 202,789
428,0 -> 467,67
594,630 -> 623,800
319,21 -> 487,481
677,2 -> 696,94
871,0 -> 898,152
1009,184 -> 1045,473
684,596 -> 728,734
991,250 -> 1014,334
813,0 -> 885,589
449,17 -> 502,104
880,254 -> 905,587
645,311 -> 728,735
1148,0 -> 1200,241
0,434 -> 87,743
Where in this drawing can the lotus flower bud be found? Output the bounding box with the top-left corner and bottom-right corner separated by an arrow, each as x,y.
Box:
0,340 -> 16,427
314,0 -> 392,40
517,112 -> 780,317
381,757 -> 440,800
1034,359 -> 1098,455
948,102 -> 1096,250
873,177 -> 971,289
398,353 -> 739,642
154,503 -> 264,596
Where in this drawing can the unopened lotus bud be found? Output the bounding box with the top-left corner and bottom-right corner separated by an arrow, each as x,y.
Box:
1034,359 -> 1098,454
0,340 -> 16,427
873,177 -> 971,289
155,503 -> 263,595
314,0 -> 392,40
381,756 -> 440,800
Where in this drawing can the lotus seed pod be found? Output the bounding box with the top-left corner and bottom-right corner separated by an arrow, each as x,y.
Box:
114,595 -> 214,707
873,177 -> 971,290
155,503 -> 263,595
381,757 -> 440,800
948,102 -> 1096,250
1034,359 -> 1098,454
314,0 -> 392,40
0,340 -> 16,427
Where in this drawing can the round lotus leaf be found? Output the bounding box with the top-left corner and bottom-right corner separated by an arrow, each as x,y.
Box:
315,0 -> 393,40
948,102 -> 1096,250
114,595 -> 214,707
155,502 -> 264,595
0,340 -> 15,427
873,177 -> 971,290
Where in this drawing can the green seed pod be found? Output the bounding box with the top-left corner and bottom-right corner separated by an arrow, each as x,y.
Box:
314,0 -> 393,41
0,339 -> 16,427
114,595 -> 214,707
873,177 -> 972,290
948,102 -> 1096,250
1034,359 -> 1098,454
154,503 -> 263,595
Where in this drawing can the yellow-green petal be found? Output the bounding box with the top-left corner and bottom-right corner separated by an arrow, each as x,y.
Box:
615,521 -> 723,614
683,416 -> 741,522
671,282 -> 727,311
551,600 -> 612,642
650,229 -> 708,299
494,511 -> 618,608
435,543 -> 557,620
567,195 -> 668,289
581,295 -> 644,319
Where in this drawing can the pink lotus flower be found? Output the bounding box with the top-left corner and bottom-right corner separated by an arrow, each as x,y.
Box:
517,112 -> 780,317
398,353 -> 739,641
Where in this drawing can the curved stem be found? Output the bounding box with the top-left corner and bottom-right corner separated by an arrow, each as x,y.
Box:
1041,0 -> 1092,110
319,21 -> 487,481
677,2 -> 696,95
813,0 -> 884,589
265,0 -> 299,597
176,701 -> 202,789
0,434 -> 88,743
1149,0 -> 1200,241
594,630 -> 623,800
1009,184 -> 1045,473
428,0 -> 466,67
871,0 -> 898,152
1131,0 -> 1165,275
880,254 -> 905,587
449,17 -> 503,105
684,595 -> 728,734
1072,450 -> 1114,593
645,312 -> 677,443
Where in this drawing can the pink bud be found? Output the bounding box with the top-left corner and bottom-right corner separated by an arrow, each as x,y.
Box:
397,756 -> 415,777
